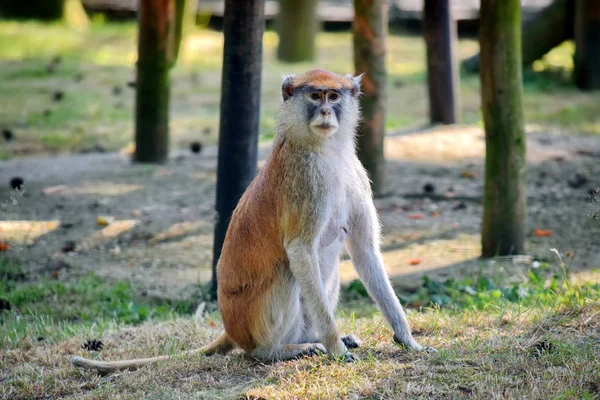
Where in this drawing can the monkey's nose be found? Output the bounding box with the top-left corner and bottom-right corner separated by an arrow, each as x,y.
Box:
320,108 -> 331,116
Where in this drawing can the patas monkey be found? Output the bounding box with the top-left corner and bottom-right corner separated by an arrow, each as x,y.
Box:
72,69 -> 425,373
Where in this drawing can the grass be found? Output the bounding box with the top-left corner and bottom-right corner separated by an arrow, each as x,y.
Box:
0,259 -> 197,350
1,253 -> 599,399
1,20 -> 600,158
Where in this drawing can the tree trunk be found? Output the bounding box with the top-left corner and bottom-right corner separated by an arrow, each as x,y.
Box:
173,0 -> 197,62
64,0 -> 90,30
353,0 -> 387,196
277,0 -> 319,62
424,0 -> 460,124
574,0 -> 600,90
134,0 -> 176,164
480,0 -> 527,257
463,0 -> 574,73
212,0 -> 264,298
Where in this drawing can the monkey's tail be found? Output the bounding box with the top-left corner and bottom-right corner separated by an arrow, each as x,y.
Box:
71,333 -> 234,375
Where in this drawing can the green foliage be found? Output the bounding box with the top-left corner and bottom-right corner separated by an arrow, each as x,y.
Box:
347,265 -> 600,313
0,259 -> 196,348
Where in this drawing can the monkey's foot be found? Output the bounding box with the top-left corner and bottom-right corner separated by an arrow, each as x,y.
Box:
341,334 -> 362,349
393,335 -> 429,352
251,343 -> 326,362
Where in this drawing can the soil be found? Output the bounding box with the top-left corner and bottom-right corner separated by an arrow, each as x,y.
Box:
1,125 -> 598,300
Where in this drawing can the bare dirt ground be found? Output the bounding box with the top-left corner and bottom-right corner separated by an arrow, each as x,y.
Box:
1,125 -> 599,300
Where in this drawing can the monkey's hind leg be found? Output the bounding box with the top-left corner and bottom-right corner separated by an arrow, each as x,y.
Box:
250,343 -> 326,362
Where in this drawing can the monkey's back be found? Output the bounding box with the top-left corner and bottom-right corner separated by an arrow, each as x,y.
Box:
216,146 -> 289,351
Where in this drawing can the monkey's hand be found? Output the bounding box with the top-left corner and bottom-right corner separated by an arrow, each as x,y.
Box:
393,334 -> 437,353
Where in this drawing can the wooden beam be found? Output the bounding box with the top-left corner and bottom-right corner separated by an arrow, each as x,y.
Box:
211,0 -> 265,297
133,0 -> 176,164
353,0 -> 387,196
479,0 -> 527,257
574,0 -> 600,90
277,0 -> 319,62
424,0 -> 460,124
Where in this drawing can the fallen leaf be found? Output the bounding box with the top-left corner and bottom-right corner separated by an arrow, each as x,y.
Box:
431,211 -> 440,217
408,258 -> 421,265
96,216 -> 115,226
408,213 -> 424,220
534,229 -> 552,237
460,170 -> 476,179
0,242 -> 8,252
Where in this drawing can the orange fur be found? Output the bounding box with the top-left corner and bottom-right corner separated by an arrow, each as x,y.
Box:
290,69 -> 354,90
217,139 -> 289,351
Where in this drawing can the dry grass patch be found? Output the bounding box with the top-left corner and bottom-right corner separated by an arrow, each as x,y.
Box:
2,303 -> 599,399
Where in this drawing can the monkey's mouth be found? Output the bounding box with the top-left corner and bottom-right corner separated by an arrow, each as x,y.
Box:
315,123 -> 334,130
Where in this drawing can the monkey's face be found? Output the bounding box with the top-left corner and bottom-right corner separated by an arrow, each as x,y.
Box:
304,89 -> 342,138
280,70 -> 361,143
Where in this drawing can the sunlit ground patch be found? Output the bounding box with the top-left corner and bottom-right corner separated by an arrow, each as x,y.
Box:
43,182 -> 142,196
0,220 -> 60,245
340,233 -> 480,282
79,219 -> 139,250
151,221 -> 213,244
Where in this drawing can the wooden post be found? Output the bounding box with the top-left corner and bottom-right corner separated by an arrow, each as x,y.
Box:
424,0 -> 460,124
134,0 -> 176,164
480,0 -> 527,257
353,0 -> 387,195
574,0 -> 600,90
173,0 -> 196,62
211,0 -> 264,298
277,0 -> 319,62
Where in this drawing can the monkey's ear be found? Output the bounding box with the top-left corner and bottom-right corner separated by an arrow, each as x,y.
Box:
346,73 -> 364,98
281,74 -> 295,101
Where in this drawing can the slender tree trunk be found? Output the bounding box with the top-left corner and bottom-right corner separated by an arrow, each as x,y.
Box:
277,0 -> 319,62
173,0 -> 196,62
424,0 -> 460,124
353,0 -> 387,196
480,0 -> 527,257
212,0 -> 264,298
463,0 -> 574,73
574,0 -> 600,90
134,0 -> 176,164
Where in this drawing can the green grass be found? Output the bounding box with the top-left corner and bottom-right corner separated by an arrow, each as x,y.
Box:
0,259 -> 196,349
1,21 -> 599,158
1,252 -> 599,398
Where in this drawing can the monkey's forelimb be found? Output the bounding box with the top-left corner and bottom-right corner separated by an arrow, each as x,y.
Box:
71,333 -> 234,374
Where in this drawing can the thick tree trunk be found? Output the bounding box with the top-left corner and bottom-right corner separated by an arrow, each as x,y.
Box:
574,0 -> 600,90
424,0 -> 460,124
353,0 -> 387,196
277,0 -> 319,62
463,0 -> 574,73
134,0 -> 176,164
480,0 -> 527,257
212,0 -> 264,298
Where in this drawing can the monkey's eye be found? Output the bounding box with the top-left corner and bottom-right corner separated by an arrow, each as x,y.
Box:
309,92 -> 321,101
328,92 -> 340,102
